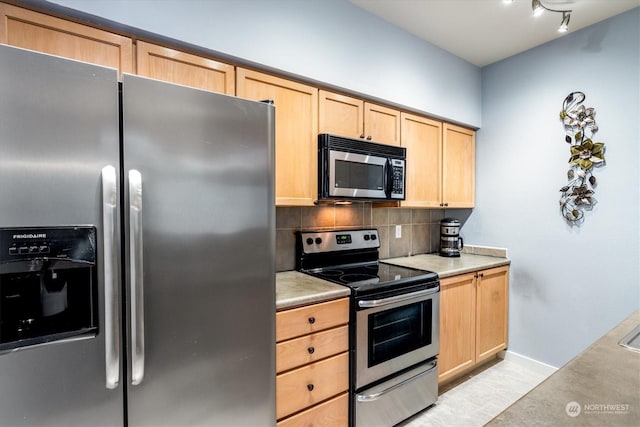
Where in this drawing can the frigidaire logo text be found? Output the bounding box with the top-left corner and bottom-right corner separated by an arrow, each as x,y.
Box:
13,233 -> 47,239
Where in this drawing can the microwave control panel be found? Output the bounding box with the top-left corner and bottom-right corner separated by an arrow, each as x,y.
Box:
390,159 -> 405,198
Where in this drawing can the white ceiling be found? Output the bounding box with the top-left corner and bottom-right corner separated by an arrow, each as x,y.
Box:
350,0 -> 640,67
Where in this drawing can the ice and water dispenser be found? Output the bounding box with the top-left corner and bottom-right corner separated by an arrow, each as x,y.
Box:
0,226 -> 98,352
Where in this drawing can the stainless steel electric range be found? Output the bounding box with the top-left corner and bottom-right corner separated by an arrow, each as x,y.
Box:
296,228 -> 440,427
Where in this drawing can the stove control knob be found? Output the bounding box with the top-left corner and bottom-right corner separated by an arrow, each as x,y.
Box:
306,238 -> 314,245
315,237 -> 322,245
364,234 -> 370,241
370,234 -> 377,241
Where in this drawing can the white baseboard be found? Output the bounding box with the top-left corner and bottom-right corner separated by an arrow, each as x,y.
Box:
499,350 -> 558,377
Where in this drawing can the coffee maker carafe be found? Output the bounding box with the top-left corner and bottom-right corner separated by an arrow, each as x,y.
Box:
439,218 -> 463,257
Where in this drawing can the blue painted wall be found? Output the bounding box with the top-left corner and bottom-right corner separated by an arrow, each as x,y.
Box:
45,0 -> 482,128
462,8 -> 640,367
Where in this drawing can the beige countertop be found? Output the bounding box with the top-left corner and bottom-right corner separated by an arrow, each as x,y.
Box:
276,270 -> 350,311
276,252 -> 509,310
487,310 -> 640,426
383,253 -> 510,278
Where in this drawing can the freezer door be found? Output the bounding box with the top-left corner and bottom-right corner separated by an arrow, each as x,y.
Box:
122,74 -> 276,426
0,46 -> 122,425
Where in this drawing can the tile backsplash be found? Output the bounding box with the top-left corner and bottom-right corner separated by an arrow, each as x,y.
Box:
276,204 -> 445,272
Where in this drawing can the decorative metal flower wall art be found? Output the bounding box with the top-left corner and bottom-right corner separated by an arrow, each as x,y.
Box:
558,91 -> 605,223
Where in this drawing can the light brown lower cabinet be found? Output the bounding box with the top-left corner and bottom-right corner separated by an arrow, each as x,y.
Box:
277,393 -> 348,427
276,297 -> 349,426
438,265 -> 509,384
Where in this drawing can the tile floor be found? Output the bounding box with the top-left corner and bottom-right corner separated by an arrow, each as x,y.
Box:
397,355 -> 556,427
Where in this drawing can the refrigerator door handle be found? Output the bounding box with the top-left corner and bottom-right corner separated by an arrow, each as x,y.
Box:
102,165 -> 120,389
129,169 -> 145,385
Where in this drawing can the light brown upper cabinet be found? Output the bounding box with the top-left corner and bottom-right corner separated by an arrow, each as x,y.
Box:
136,41 -> 234,94
364,102 -> 401,146
400,113 -> 443,208
237,68 -> 318,206
400,117 -> 474,208
319,90 -> 400,146
318,90 -> 364,139
0,3 -> 133,75
442,123 -> 475,208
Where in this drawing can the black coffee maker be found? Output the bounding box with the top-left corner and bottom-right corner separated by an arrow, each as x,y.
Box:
439,218 -> 463,257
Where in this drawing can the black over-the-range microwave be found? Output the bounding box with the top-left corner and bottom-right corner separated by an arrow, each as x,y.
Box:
318,133 -> 406,202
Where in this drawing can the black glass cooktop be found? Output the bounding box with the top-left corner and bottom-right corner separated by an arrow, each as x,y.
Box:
304,261 -> 438,295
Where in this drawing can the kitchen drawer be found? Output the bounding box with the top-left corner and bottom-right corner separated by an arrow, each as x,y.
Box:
277,392 -> 348,427
277,325 -> 348,373
276,297 -> 349,342
276,352 -> 349,419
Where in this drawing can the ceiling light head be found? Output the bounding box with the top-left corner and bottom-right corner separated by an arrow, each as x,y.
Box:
558,12 -> 570,32
532,0 -> 545,17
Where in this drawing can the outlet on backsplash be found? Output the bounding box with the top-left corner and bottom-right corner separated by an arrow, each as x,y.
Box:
275,205 -> 445,272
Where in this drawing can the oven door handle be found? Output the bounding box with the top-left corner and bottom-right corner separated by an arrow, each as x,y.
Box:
358,287 -> 439,308
356,360 -> 437,402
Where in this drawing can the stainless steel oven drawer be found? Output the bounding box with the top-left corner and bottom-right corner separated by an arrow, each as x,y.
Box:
354,359 -> 438,427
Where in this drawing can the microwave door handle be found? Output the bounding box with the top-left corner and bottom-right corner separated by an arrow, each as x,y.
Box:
102,165 -> 120,390
128,169 -> 145,386
384,158 -> 393,198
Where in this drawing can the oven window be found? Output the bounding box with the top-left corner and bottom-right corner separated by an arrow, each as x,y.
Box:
335,160 -> 384,191
368,300 -> 432,367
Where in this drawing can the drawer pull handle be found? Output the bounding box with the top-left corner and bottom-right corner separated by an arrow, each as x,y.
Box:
307,384 -> 314,392
307,346 -> 315,354
308,317 -> 316,324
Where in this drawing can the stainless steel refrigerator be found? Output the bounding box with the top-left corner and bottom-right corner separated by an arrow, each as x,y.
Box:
0,44 -> 275,426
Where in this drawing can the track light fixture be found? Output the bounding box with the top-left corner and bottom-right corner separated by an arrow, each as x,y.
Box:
558,12 -> 570,32
532,0 -> 545,17
531,0 -> 573,33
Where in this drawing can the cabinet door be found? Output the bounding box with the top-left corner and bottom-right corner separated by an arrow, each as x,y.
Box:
276,325 -> 349,373
0,3 -> 133,75
400,112 -> 442,208
237,68 -> 318,206
276,298 -> 349,342
276,352 -> 348,420
277,393 -> 348,427
438,272 -> 476,384
476,266 -> 509,363
136,41 -> 234,94
364,102 -> 401,146
318,90 -> 363,139
442,123 -> 475,207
